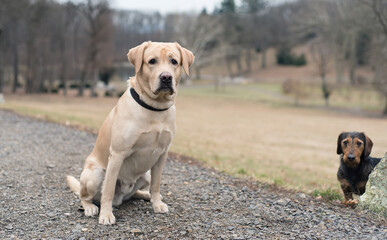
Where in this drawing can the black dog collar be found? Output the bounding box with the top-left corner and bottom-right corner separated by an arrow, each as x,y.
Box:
130,88 -> 170,112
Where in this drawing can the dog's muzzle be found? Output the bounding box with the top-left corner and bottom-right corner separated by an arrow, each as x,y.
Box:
155,72 -> 174,94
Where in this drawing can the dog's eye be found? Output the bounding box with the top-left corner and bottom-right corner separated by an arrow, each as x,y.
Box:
148,59 -> 157,65
171,59 -> 178,65
343,141 -> 348,146
357,142 -> 362,147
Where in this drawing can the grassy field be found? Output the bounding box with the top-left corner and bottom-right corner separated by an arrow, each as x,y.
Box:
2,83 -> 387,197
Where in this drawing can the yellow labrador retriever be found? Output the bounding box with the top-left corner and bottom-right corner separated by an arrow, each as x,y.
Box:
66,41 -> 194,225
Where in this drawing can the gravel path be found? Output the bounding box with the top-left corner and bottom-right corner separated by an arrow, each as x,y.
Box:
1,109 -> 386,239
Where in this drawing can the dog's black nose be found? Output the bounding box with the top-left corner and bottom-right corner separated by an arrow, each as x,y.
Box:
160,72 -> 172,84
348,154 -> 355,161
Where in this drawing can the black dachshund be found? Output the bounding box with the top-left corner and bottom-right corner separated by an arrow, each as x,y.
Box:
336,132 -> 381,204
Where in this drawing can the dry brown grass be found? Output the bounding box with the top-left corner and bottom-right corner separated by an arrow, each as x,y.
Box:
2,86 -> 387,193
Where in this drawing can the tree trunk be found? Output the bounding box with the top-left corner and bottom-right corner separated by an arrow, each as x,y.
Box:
235,55 -> 242,76
25,35 -> 37,94
225,57 -> 233,78
25,62 -> 35,94
12,43 -> 19,93
89,66 -> 98,97
348,31 -> 357,85
261,48 -> 267,69
321,75 -> 329,107
195,66 -> 201,80
47,64 -> 54,93
0,65 -> 3,94
335,53 -> 344,84
78,63 -> 88,97
383,95 -> 387,116
59,37 -> 67,96
60,63 -> 68,96
38,57 -> 47,93
245,48 -> 252,73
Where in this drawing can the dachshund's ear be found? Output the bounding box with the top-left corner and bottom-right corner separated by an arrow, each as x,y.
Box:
337,132 -> 345,155
362,133 -> 373,157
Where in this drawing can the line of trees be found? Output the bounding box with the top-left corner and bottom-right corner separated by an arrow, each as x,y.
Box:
0,0 -> 386,112
0,0 -> 294,95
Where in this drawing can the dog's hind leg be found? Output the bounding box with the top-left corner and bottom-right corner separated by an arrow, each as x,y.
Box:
123,171 -> 151,201
79,164 -> 105,217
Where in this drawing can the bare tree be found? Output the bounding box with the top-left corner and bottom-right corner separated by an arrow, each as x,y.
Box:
0,26 -> 3,93
57,2 -> 78,96
295,0 -> 367,85
25,0 -> 50,93
310,39 -> 332,106
167,12 -> 232,80
360,0 -> 387,114
240,0 -> 266,72
0,0 -> 29,93
216,0 -> 244,77
78,0 -> 111,97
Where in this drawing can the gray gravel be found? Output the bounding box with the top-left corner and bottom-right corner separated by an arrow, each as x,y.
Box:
1,109 -> 386,239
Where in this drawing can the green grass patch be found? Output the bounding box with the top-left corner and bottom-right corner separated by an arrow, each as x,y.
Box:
274,178 -> 284,186
237,168 -> 247,175
312,188 -> 342,201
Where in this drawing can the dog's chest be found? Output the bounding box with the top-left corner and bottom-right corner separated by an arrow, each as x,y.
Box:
118,129 -> 173,181
133,130 -> 172,151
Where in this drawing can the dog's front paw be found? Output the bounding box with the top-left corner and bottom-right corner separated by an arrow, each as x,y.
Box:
342,199 -> 358,206
99,211 -> 116,225
84,204 -> 99,217
152,201 -> 169,213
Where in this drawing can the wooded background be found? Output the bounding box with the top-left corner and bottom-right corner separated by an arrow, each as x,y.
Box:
0,0 -> 387,112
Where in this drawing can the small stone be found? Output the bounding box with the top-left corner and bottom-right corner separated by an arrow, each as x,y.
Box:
64,213 -> 71,216
48,212 -> 56,217
276,198 -> 290,206
5,224 -> 13,230
81,228 -> 88,232
228,226 -> 234,231
46,164 -> 55,169
131,229 -> 142,234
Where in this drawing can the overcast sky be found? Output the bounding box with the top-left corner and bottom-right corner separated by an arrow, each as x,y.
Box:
111,0 -> 220,13
58,0 -> 291,14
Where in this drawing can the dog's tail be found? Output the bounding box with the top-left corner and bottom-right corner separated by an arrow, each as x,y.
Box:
66,175 -> 80,195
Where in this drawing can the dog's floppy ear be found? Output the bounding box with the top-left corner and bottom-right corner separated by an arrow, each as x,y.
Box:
337,132 -> 346,155
175,42 -> 195,76
127,41 -> 151,74
362,132 -> 373,157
